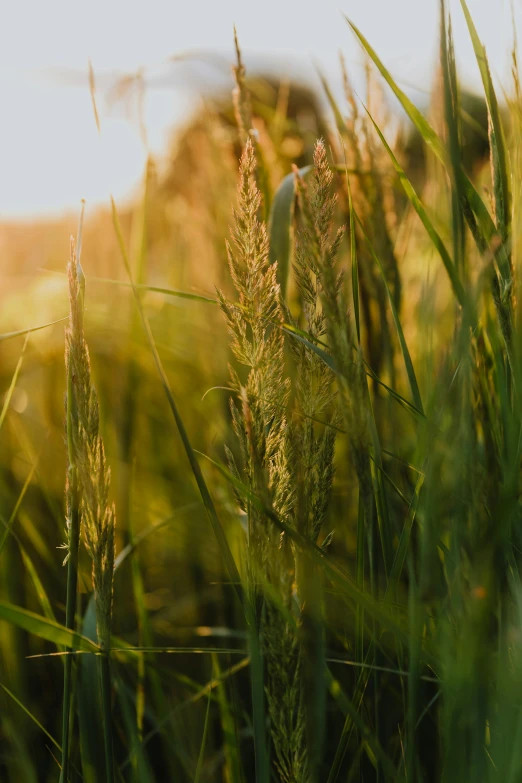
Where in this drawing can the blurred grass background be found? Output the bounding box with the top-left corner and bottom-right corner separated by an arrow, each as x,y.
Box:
0,2 -> 519,780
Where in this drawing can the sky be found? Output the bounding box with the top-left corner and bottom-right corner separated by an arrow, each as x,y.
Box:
0,0 -> 519,218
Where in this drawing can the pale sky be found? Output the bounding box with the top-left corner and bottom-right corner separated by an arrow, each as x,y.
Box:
0,0 -> 517,218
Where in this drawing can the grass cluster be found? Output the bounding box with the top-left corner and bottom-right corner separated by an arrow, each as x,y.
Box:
1,1 -> 522,780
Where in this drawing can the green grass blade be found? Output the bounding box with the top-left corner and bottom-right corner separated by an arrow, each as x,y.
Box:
346,18 -> 445,161
268,165 -> 311,299
0,463 -> 37,557
0,317 -> 68,342
20,547 -> 56,624
460,0 -> 510,245
115,677 -> 155,783
348,181 -> 361,344
326,668 -> 400,780
0,682 -> 61,751
118,658 -> 250,774
440,3 -> 467,275
88,276 -> 218,304
78,598 -> 106,783
318,69 -> 349,137
211,653 -> 243,783
384,471 -> 425,600
194,686 -> 212,783
364,107 -> 465,307
346,15 -> 498,253
0,334 -> 29,435
196,450 -> 433,659
0,601 -> 99,652
355,213 -> 424,415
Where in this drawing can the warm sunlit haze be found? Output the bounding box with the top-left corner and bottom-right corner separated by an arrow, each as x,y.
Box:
0,0 -> 518,217
3,0 -> 522,780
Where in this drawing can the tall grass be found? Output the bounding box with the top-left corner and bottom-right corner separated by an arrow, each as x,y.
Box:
1,1 -> 522,781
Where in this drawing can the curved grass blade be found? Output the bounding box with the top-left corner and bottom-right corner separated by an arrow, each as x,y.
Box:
268,165 -> 311,299
283,326 -> 338,373
346,18 -> 445,161
364,362 -> 425,420
0,601 -> 99,652
118,658 -> 250,774
284,323 -> 425,418
348,179 -> 361,343
115,676 -> 155,783
88,276 -> 218,304
440,3 -> 466,275
355,213 -> 424,415
78,598 -> 105,783
19,547 -> 56,625
0,462 -> 38,558
326,668 -> 401,780
0,316 -> 68,342
211,653 -> 243,783
346,16 -> 498,251
0,682 -> 61,751
363,107 -> 465,307
194,681 -> 213,783
317,68 -> 349,137
384,471 -> 425,601
196,450 -> 435,662
460,0 -> 510,246
0,334 -> 29,435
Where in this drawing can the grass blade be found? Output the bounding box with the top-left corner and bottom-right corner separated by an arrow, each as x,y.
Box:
355,212 -> 424,415
268,165 -> 311,299
346,15 -> 499,254
0,682 -> 61,752
363,106 -> 465,307
0,334 -> 29,435
0,317 -> 68,342
460,0 -> 510,245
0,601 -> 99,652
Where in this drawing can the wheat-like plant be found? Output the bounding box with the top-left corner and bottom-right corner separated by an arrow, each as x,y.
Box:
218,140 -> 314,781
62,239 -> 116,781
294,143 -> 374,544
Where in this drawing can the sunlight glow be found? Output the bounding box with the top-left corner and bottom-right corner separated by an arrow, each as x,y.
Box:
0,0 -> 518,218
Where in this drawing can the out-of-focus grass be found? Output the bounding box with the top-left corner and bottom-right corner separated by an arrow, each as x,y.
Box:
1,2 -> 521,780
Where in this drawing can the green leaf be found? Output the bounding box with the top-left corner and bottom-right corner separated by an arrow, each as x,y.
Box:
0,682 -> 61,751
0,601 -> 99,652
0,317 -> 68,342
78,598 -> 105,783
0,334 -> 29,434
364,106 -> 465,307
283,326 -> 338,373
440,2 -> 466,275
0,463 -> 37,558
88,276 -> 218,304
196,450 -> 434,663
268,165 -> 311,299
460,0 -> 510,248
211,654 -> 243,783
326,668 -> 402,780
355,213 -> 424,416
348,182 -> 361,343
384,471 -> 425,600
346,15 -> 499,255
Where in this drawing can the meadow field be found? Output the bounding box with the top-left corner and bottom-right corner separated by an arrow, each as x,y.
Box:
1,2 -> 522,781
